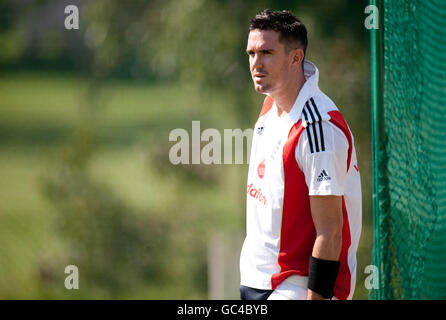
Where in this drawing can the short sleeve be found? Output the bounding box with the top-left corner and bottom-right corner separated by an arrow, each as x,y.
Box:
295,121 -> 349,196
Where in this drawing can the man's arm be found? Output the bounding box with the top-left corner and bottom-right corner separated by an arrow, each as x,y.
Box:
306,195 -> 343,300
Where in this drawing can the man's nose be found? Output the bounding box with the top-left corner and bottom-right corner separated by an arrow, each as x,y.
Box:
251,53 -> 263,70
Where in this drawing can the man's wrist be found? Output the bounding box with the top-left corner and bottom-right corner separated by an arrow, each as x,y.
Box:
307,256 -> 340,299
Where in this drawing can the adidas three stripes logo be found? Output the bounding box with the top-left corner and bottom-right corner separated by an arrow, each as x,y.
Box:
302,97 -> 325,154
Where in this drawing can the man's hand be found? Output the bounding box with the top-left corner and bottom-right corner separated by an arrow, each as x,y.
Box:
306,290 -> 327,300
306,195 -> 343,300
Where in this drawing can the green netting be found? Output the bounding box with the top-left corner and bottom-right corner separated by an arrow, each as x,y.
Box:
371,0 -> 446,299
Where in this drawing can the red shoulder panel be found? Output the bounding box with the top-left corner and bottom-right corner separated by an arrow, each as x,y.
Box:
258,96 -> 274,120
328,110 -> 353,172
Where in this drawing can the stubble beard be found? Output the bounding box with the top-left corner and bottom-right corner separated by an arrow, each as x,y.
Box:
254,81 -> 271,94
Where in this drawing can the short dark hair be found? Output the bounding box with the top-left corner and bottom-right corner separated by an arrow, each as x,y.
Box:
249,9 -> 308,56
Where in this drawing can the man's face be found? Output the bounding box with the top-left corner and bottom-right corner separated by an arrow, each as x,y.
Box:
246,29 -> 293,95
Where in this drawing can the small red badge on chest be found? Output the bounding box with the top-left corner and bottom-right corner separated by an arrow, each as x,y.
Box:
257,159 -> 266,179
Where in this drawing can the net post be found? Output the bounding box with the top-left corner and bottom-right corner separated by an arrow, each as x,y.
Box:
370,0 -> 384,300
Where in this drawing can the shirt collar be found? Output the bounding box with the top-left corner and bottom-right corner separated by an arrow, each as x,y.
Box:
287,60 -> 320,123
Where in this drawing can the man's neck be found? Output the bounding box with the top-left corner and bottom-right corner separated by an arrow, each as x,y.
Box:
273,72 -> 306,118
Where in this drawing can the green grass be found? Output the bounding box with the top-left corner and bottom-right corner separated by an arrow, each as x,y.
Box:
0,147 -> 57,298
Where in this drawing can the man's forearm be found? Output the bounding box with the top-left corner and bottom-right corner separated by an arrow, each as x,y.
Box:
311,230 -> 342,261
307,231 -> 342,300
307,195 -> 344,300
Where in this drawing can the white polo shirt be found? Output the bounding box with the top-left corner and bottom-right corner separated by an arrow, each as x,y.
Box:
240,61 -> 362,300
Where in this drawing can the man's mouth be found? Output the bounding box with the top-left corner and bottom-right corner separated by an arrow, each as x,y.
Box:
253,74 -> 266,81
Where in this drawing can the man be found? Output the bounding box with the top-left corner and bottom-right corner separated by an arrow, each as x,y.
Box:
239,9 -> 362,300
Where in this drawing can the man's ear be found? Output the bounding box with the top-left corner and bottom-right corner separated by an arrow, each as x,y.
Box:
292,48 -> 305,66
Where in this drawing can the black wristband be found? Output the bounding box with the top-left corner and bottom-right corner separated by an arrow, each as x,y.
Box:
307,256 -> 340,299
